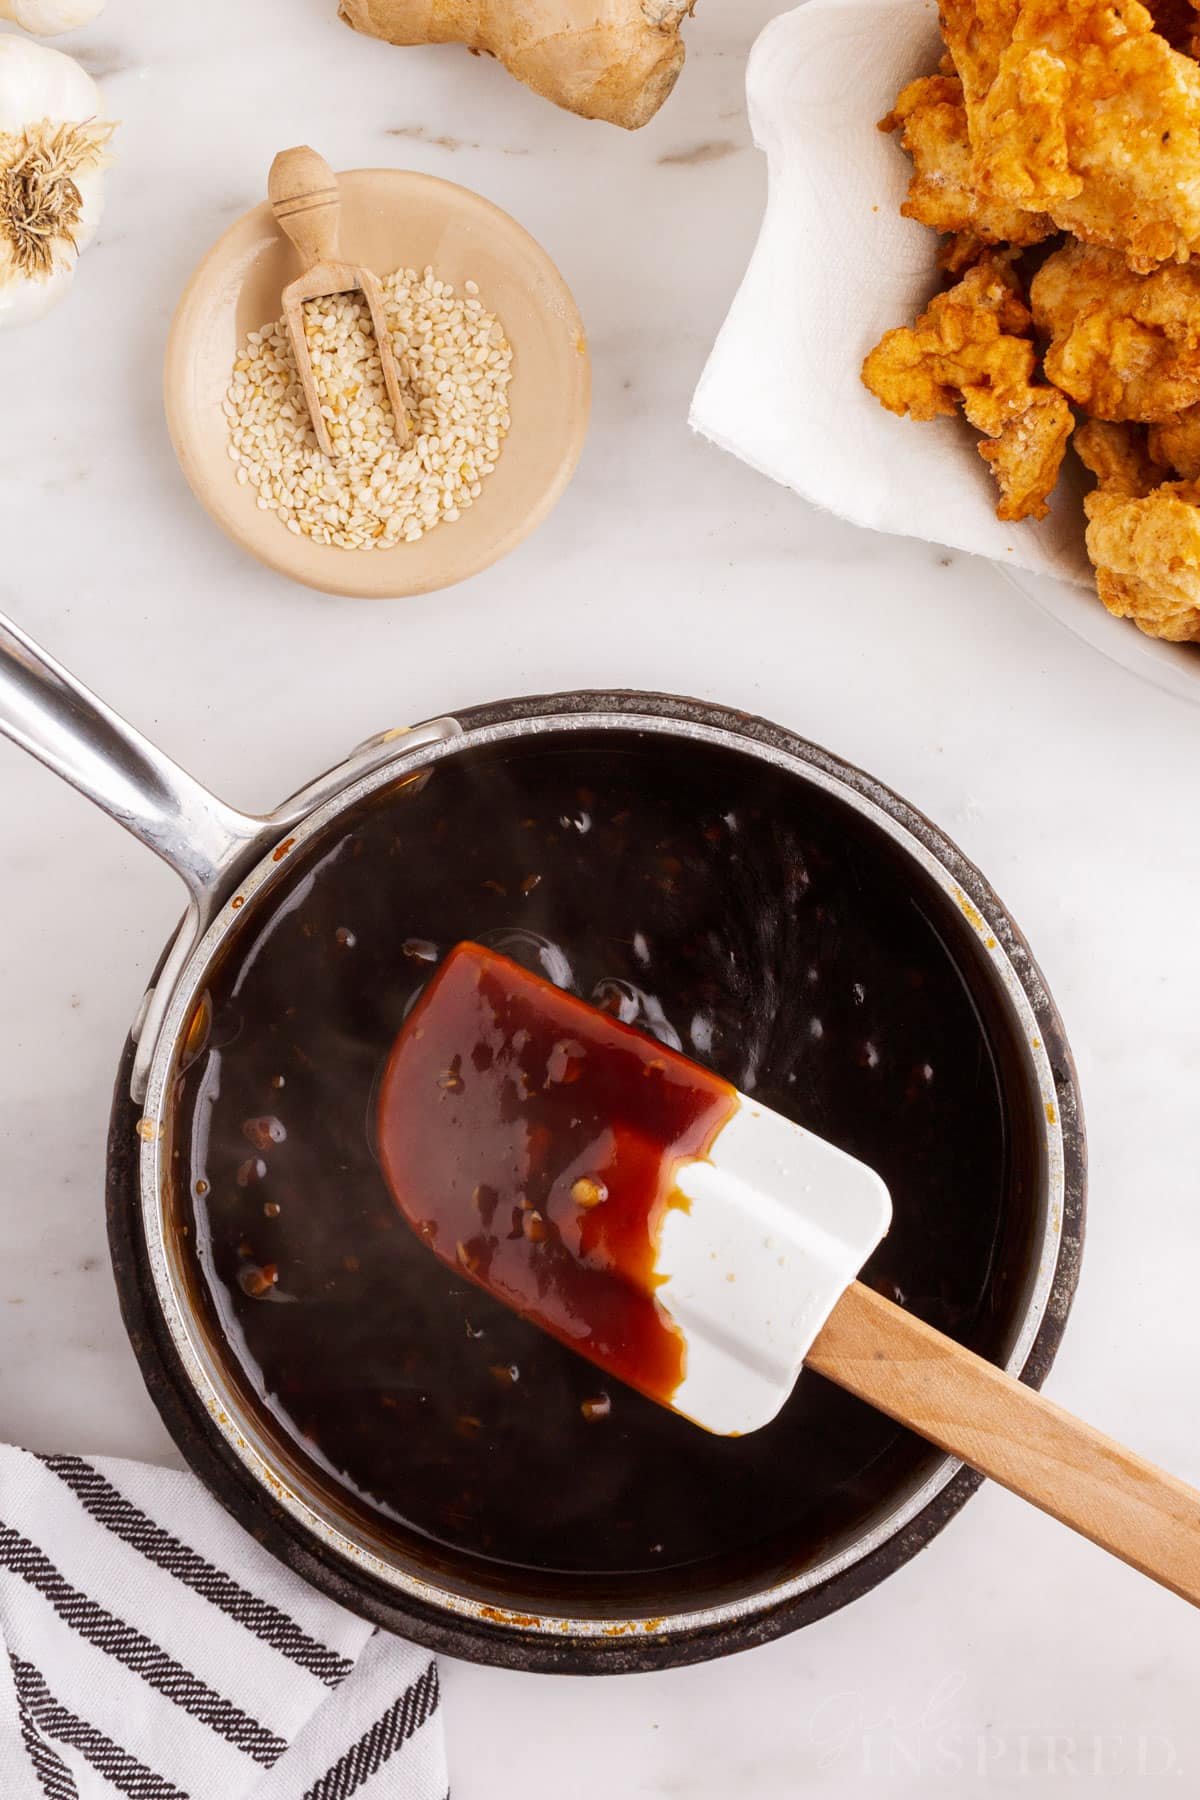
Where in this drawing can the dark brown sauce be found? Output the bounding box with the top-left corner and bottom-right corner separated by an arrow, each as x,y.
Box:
176,727 -> 1037,1593
377,941 -> 739,1408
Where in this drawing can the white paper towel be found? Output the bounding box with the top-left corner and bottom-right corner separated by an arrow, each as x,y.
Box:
690,0 -> 1093,588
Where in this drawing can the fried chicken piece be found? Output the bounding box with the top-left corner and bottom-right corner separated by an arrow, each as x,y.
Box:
862,255 -> 1035,423
862,255 -> 1072,519
938,232 -> 993,274
1147,402 -> 1200,475
978,387 -> 1075,519
941,0 -> 1200,271
1075,419 -> 1159,494
880,73 -> 1053,253
1084,480 -> 1200,638
1030,242 -> 1200,421
1077,418 -> 1200,635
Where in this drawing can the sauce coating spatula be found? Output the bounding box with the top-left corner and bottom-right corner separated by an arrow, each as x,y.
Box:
268,144 -> 410,458
378,941 -> 1200,1608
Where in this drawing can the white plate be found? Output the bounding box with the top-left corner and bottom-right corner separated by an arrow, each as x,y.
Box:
1004,566 -> 1200,706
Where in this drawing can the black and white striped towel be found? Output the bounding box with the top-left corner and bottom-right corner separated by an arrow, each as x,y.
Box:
0,1447 -> 445,1800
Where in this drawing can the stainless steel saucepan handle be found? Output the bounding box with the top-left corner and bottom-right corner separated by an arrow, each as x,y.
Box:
0,611 -> 267,904
0,611 -> 464,1102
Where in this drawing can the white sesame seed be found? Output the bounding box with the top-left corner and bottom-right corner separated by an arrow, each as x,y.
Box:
224,270 -> 510,552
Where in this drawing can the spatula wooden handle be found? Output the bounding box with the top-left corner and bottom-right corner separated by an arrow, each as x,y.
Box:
269,145 -> 341,269
808,1280 -> 1200,1606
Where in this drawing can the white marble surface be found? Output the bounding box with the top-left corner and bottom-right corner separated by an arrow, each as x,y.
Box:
2,2 -> 1199,1794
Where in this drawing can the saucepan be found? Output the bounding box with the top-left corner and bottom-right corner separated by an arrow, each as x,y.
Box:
0,612 -> 1084,1673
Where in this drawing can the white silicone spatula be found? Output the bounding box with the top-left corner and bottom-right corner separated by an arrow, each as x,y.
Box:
378,941 -> 1200,1609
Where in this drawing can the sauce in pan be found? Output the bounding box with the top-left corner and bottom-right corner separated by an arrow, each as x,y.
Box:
377,940 -> 740,1409
177,728 -> 1034,1582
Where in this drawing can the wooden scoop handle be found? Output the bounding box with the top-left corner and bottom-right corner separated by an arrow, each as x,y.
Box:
809,1280 -> 1200,1606
269,145 -> 341,270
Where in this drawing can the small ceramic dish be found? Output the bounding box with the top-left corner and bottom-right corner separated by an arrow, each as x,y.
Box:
165,169 -> 590,599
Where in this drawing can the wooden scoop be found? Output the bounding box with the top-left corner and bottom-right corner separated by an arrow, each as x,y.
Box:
267,145 -> 410,458
378,941 -> 1200,1609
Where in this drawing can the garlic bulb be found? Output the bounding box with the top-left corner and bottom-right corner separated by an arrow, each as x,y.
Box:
0,0 -> 106,34
0,35 -> 113,328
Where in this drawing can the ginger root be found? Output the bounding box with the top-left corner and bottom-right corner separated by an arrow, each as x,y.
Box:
338,0 -> 698,130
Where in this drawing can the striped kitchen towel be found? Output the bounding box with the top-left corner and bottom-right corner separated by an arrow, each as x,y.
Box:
0,1447 -> 446,1800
